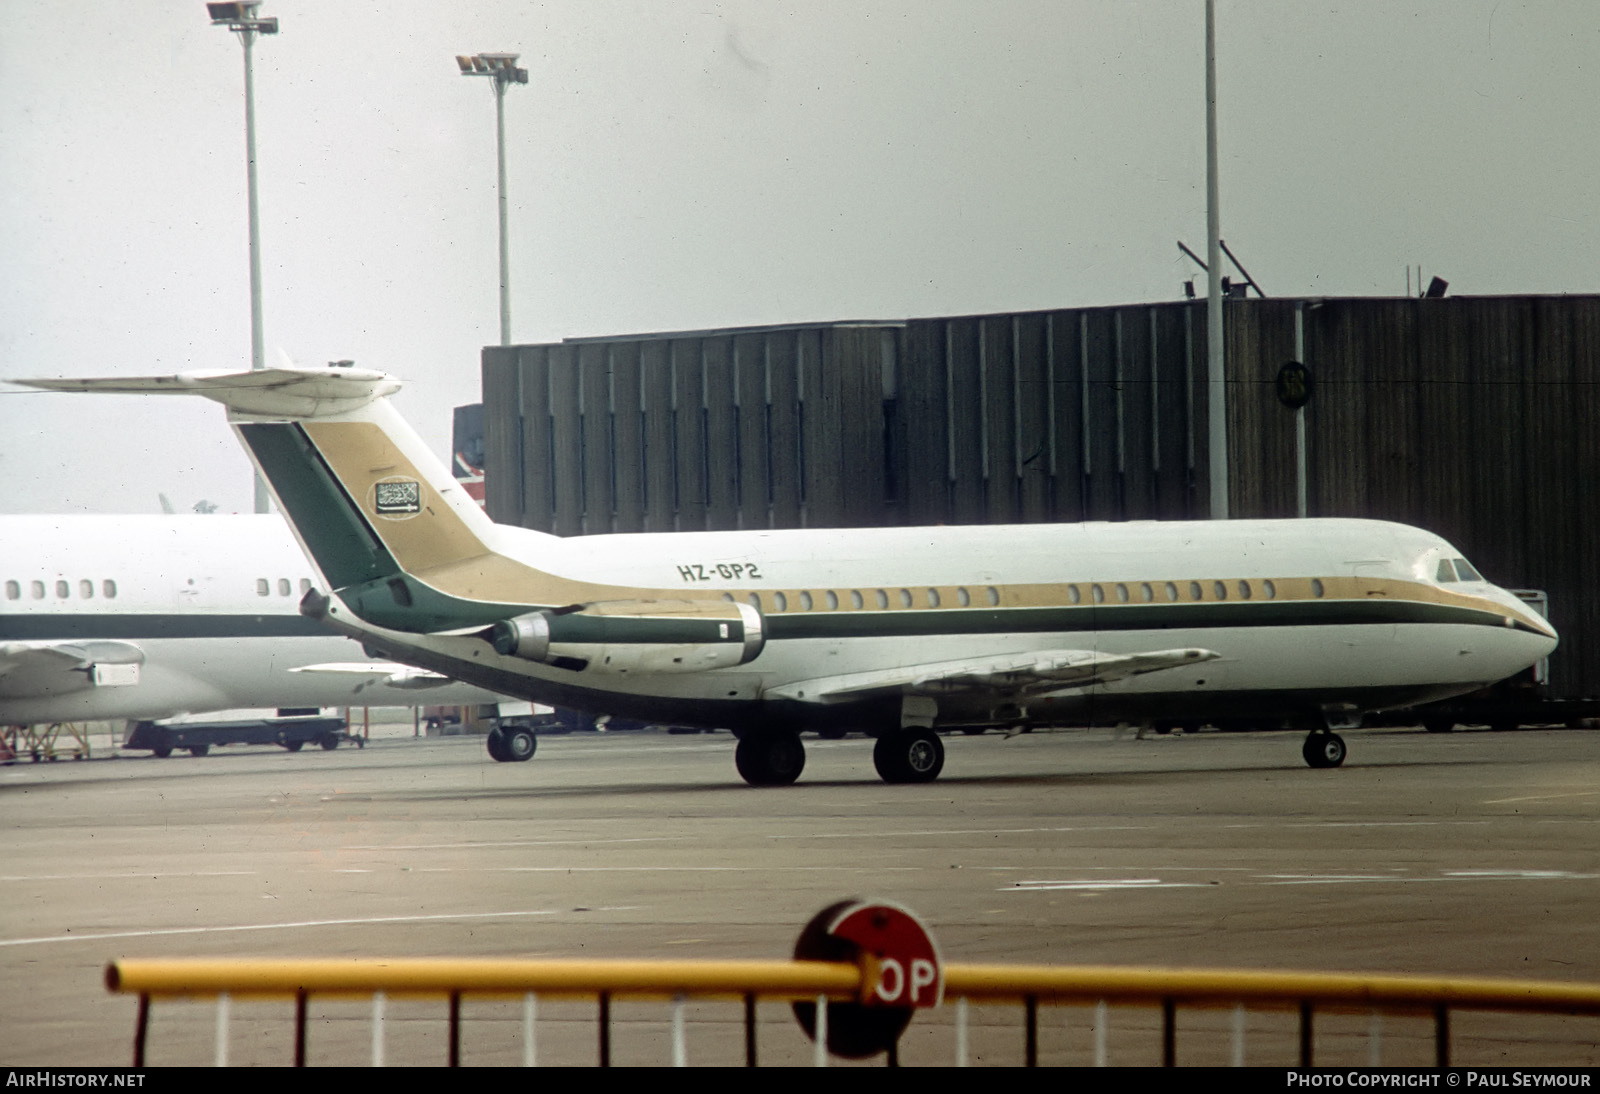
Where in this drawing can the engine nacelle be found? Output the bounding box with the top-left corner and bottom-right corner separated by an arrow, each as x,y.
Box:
489,598 -> 765,674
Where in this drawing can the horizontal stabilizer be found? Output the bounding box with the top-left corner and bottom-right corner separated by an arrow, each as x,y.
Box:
766,647 -> 1218,704
14,367 -> 402,420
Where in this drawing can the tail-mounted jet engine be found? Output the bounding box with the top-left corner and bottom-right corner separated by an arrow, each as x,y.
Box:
489,599 -> 764,674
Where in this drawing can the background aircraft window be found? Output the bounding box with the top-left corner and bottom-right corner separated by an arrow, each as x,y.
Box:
850,590 -> 864,610
1165,582 -> 1179,601
1312,579 -> 1325,598
79,579 -> 93,599
30,581 -> 44,599
1263,579 -> 1277,599
956,587 -> 970,607
4,581 -> 18,600
1068,584 -> 1081,604
1213,581 -> 1227,601
103,580 -> 117,599
875,589 -> 889,609
1092,584 -> 1105,604
926,588 -> 941,608
256,578 -> 270,596
986,587 -> 999,606
56,580 -> 69,598
1140,583 -> 1154,602
799,591 -> 813,611
1436,559 -> 1458,583
1238,581 -> 1252,600
1454,559 -> 1484,582
278,578 -> 291,596
825,591 -> 839,610
774,592 -> 788,612
898,589 -> 912,608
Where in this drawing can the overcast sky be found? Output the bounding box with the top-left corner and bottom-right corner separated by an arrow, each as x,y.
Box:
3,1 -> 1596,515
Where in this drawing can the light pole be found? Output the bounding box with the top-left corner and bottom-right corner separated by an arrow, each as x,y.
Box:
207,2 -> 278,514
456,52 -> 528,347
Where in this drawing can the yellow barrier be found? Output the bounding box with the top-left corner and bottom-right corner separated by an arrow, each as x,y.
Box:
106,956 -> 1600,1067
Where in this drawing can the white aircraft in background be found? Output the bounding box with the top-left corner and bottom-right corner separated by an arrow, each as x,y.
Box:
0,513 -> 528,757
19,367 -> 1558,787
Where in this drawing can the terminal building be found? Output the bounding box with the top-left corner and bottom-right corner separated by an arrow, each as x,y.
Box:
479,294 -> 1600,698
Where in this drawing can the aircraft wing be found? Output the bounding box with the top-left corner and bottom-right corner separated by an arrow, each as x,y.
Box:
288,662 -> 461,691
764,647 -> 1218,704
0,641 -> 145,699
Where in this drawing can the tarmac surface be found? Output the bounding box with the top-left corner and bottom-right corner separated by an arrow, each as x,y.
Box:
4,724 -> 1600,1067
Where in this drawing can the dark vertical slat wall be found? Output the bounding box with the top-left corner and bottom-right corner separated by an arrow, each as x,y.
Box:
483,295 -> 1600,695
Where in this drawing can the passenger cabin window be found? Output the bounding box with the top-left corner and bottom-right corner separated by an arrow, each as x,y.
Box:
748,593 -> 761,610
1312,579 -> 1326,598
256,579 -> 270,596
774,592 -> 788,612
4,580 -> 17,600
799,592 -> 814,611
79,579 -> 93,599
1115,584 -> 1129,603
825,591 -> 839,610
1165,582 -> 1179,601
1140,583 -> 1154,602
851,590 -> 864,610
875,590 -> 889,610
55,580 -> 69,598
986,587 -> 999,606
299,579 -> 312,595
956,587 -> 970,607
278,578 -> 291,597
926,588 -> 940,608
898,589 -> 912,608
1263,579 -> 1277,600
30,581 -> 44,599
1213,581 -> 1227,601
1238,580 -> 1252,600
1068,584 -> 1081,605
1091,584 -> 1105,604
103,580 -> 117,599
1189,581 -> 1203,600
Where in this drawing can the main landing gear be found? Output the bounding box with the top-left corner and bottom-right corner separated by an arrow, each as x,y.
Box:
735,731 -> 806,786
873,728 -> 945,784
487,725 -> 538,763
1302,730 -> 1347,769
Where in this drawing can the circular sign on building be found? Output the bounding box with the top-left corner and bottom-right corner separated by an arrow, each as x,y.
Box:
792,898 -> 944,1059
1276,360 -> 1314,409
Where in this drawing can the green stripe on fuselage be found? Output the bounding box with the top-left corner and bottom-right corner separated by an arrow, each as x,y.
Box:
237,423 -> 401,591
1,614 -> 332,640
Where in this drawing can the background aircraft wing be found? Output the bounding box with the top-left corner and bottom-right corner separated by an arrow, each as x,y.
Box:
765,647 -> 1218,704
288,662 -> 461,691
0,641 -> 145,699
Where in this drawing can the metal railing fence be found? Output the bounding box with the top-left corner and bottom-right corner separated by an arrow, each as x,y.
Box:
106,956 -> 1600,1067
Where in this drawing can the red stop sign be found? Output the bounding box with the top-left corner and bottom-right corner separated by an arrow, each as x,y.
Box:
829,901 -> 944,1008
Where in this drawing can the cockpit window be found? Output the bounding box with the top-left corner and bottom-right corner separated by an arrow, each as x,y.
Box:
1436,559 -> 1458,583
1453,558 -> 1483,582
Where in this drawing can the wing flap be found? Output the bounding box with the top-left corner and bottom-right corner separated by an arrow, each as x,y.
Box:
289,662 -> 457,690
0,641 -> 146,699
765,647 -> 1218,704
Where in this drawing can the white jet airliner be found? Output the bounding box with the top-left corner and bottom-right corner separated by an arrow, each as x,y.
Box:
19,367 -> 1557,786
0,513 -> 514,751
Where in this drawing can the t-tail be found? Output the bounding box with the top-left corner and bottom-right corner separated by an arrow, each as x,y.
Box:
16,368 -> 564,634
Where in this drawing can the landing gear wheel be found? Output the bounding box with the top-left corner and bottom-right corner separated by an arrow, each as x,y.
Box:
1303,731 -> 1347,769
735,732 -> 805,787
282,740 -> 304,752
187,745 -> 209,757
501,726 -> 538,763
486,728 -> 510,762
874,728 -> 945,784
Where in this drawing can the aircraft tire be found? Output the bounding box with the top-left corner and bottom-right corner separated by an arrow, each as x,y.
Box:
874,728 -> 945,784
1303,731 -> 1347,769
735,732 -> 805,787
502,726 -> 538,763
283,740 -> 304,752
486,728 -> 510,762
